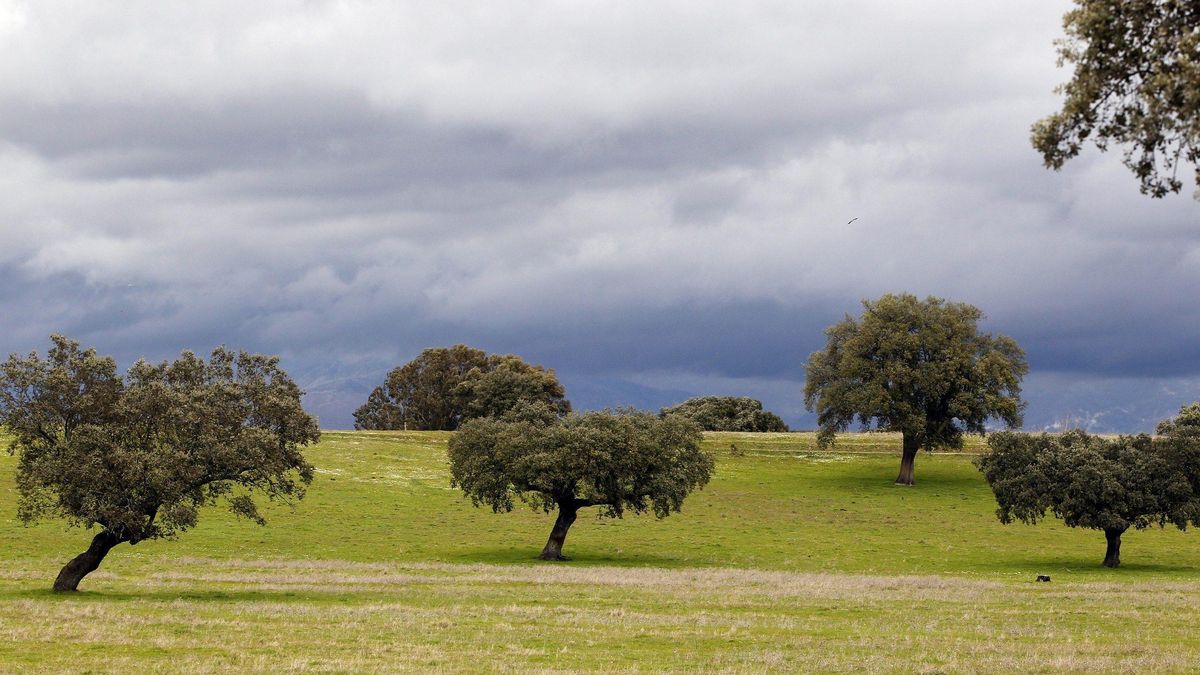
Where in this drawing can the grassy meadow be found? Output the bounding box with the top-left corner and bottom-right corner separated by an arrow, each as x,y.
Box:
3,430 -> 1200,672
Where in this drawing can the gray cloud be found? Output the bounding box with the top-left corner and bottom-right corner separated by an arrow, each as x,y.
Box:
0,1 -> 1197,431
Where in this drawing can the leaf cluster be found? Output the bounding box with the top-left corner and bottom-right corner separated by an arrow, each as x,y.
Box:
354,346 -> 570,431
0,335 -> 319,544
804,294 -> 1027,450
1156,402 -> 1200,436
1033,0 -> 1200,197
448,406 -> 714,519
661,396 -> 788,432
456,355 -> 571,421
976,427 -> 1200,534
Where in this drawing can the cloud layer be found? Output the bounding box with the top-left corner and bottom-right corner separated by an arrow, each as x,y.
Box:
1,1 -> 1197,429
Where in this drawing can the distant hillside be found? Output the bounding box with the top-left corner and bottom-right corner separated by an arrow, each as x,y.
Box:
1019,375 -> 1200,433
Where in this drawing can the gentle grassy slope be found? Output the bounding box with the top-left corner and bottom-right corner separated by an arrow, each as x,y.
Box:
2,431 -> 1199,672
2,431 -> 1178,577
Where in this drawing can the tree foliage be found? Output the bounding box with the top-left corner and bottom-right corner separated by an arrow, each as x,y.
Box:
354,345 -> 489,431
448,406 -> 714,559
804,294 -> 1027,485
0,335 -> 319,591
976,427 -> 1200,568
662,396 -> 788,432
457,355 -> 572,421
1033,0 -> 1200,197
354,346 -> 569,431
1157,401 -> 1200,436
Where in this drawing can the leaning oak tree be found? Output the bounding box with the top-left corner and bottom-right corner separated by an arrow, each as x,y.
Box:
805,294 -> 1027,485
0,335 -> 319,591
1034,0 -> 1200,198
976,429 -> 1200,568
448,406 -> 714,560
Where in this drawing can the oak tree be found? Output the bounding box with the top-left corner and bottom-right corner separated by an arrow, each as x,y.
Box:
354,346 -> 569,431
976,429 -> 1200,568
0,336 -> 319,591
354,345 -> 489,431
804,294 -> 1027,485
448,406 -> 713,560
456,354 -> 571,421
1034,0 -> 1200,197
662,396 -> 788,432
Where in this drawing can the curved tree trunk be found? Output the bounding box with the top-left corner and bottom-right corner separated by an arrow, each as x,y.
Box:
53,530 -> 122,592
895,435 -> 919,486
539,502 -> 579,561
1102,528 -> 1125,568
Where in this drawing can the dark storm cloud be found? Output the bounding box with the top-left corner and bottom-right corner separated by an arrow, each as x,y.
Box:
0,1 -> 1197,431
455,300 -> 836,379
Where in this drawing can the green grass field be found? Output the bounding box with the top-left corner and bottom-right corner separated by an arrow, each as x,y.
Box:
2,431 -> 1199,672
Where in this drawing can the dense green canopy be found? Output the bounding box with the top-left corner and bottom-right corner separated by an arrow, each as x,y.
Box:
1033,0 -> 1200,197
354,346 -> 569,431
662,396 -> 788,432
977,423 -> 1200,568
1157,402 -> 1200,436
457,354 -> 572,421
0,335 -> 319,590
805,294 -> 1027,485
448,406 -> 713,560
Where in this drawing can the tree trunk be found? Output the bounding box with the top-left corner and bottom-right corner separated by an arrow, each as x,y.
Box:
539,502 -> 579,561
1102,528 -> 1125,568
53,530 -> 122,592
895,435 -> 919,486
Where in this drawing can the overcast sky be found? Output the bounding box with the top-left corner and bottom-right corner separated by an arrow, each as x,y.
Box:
1,1 -> 1197,430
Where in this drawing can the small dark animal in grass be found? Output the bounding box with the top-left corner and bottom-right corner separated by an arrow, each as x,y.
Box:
976,415 -> 1200,569
0,335 -> 319,591
448,404 -> 714,560
1036,575 -> 1051,582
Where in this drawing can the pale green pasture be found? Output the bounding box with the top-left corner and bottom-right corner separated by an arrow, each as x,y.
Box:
1,430 -> 1198,672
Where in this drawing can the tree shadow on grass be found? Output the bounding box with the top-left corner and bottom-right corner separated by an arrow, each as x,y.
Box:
976,555 -> 1199,577
444,546 -> 691,569
809,455 -> 984,487
0,587 -> 330,603
822,472 -> 987,495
